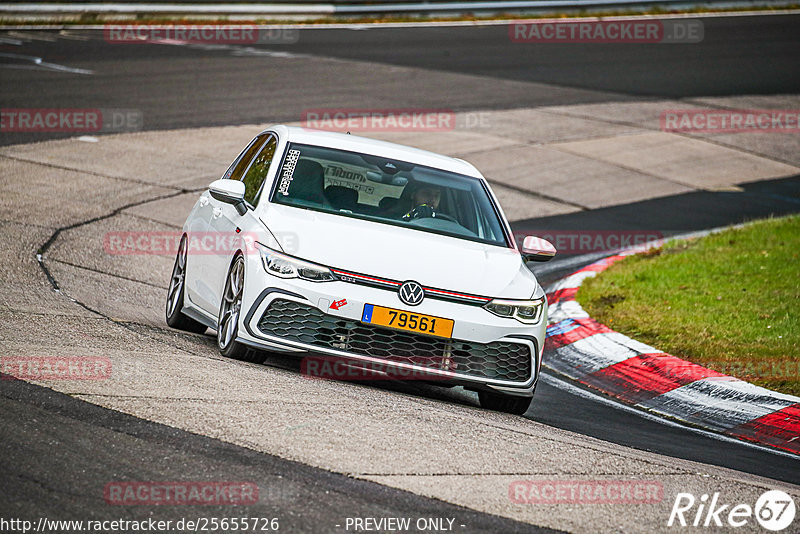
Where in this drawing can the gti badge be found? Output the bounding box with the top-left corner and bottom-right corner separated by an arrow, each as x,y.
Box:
398,281 -> 424,306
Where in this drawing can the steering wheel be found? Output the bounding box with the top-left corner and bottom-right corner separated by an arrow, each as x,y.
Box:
402,204 -> 458,223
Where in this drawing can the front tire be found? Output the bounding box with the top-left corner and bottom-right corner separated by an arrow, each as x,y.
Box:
217,255 -> 266,364
478,391 -> 532,415
166,235 -> 208,334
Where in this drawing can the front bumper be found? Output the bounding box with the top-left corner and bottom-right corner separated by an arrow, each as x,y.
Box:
237,269 -> 546,396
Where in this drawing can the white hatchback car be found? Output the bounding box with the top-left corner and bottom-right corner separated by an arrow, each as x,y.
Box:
166,125 -> 556,414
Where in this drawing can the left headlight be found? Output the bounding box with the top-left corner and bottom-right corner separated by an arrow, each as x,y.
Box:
256,243 -> 336,282
484,297 -> 545,324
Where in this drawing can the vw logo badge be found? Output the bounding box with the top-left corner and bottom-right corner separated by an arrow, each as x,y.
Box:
398,281 -> 425,306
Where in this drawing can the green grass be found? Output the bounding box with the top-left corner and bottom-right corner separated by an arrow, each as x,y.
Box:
577,215 -> 800,397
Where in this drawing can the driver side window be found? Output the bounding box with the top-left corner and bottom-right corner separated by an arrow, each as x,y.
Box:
220,133 -> 278,208
224,134 -> 267,182
242,135 -> 278,206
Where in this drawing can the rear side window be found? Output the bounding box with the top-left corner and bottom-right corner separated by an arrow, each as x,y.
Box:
242,136 -> 278,206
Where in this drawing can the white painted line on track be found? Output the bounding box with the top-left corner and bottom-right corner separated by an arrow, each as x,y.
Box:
7,30 -> 56,41
0,52 -> 94,74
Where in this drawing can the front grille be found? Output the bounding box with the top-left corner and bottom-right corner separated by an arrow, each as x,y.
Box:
257,299 -> 532,382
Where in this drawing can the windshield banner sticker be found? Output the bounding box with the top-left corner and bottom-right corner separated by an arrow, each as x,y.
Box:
278,149 -> 301,196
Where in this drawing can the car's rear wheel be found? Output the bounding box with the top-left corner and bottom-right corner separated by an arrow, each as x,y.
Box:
478,391 -> 532,415
217,255 -> 266,364
166,235 -> 208,334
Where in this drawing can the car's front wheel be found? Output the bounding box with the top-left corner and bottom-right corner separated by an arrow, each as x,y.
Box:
217,255 -> 266,364
166,235 -> 208,334
478,391 -> 532,415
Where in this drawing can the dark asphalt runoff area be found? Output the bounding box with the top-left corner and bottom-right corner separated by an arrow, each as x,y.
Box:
0,376 -> 555,533
1,13 -> 799,529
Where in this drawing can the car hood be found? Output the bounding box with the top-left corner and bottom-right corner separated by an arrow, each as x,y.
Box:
261,205 -> 539,299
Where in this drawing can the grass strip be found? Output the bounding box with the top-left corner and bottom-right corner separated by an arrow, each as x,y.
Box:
578,215 -> 800,396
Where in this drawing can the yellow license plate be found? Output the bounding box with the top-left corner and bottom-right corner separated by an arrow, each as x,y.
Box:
361,304 -> 454,339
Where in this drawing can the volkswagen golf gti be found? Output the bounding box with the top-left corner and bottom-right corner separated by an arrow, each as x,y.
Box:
166,125 -> 556,414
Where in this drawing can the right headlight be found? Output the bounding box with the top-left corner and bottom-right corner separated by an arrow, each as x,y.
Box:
255,243 -> 335,282
484,297 -> 545,324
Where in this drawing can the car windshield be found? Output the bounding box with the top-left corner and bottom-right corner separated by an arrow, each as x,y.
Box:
270,143 -> 509,247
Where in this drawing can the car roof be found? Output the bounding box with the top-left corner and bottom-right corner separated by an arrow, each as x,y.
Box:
265,125 -> 484,179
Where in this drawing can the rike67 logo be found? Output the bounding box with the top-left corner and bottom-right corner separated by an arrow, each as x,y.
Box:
668,490 -> 796,531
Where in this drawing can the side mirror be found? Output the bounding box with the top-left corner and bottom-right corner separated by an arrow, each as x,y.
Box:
208,179 -> 247,215
521,236 -> 557,262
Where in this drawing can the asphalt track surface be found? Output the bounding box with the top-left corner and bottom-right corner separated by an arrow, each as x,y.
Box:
1,13 -> 800,531
1,14 -> 799,147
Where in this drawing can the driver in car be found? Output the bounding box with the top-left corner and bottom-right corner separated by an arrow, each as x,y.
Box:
402,186 -> 442,221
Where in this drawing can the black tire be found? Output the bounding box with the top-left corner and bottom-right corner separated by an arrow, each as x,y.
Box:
478,391 -> 533,415
166,235 -> 208,334
217,255 -> 266,364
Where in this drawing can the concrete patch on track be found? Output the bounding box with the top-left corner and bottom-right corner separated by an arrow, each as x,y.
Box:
464,144 -> 694,209
552,131 -> 799,190
541,96 -> 800,168
1,100 -> 799,532
332,99 -> 800,216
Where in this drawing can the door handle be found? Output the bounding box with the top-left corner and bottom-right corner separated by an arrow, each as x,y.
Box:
199,196 -> 209,207
212,207 -> 223,219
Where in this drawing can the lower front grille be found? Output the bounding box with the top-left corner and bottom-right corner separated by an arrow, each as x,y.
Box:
257,299 -> 532,383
